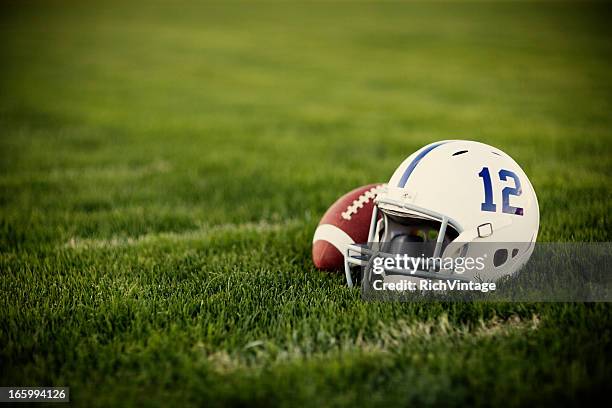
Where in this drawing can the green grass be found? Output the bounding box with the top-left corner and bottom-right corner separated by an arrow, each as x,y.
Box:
1,0 -> 611,406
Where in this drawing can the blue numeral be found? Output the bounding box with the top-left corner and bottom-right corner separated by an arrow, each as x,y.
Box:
478,167 -> 524,216
499,170 -> 524,215
478,167 -> 497,212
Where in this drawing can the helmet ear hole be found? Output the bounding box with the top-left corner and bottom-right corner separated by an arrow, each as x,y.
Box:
494,249 -> 509,267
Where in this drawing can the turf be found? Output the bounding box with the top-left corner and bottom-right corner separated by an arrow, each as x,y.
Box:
1,0 -> 611,406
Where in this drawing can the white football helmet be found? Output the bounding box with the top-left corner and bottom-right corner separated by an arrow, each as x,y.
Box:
344,140 -> 539,288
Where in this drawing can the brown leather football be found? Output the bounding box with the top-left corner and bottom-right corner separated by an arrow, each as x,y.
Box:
312,184 -> 384,270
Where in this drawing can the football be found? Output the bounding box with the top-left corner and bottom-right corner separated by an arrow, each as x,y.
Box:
312,183 -> 385,270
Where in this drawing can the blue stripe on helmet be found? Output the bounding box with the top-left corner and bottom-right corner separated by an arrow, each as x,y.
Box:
397,141 -> 449,187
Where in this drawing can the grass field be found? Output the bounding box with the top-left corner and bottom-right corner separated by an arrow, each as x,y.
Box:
1,0 -> 611,406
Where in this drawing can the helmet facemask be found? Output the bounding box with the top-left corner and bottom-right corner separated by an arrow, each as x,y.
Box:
344,197 -> 465,287
377,212 -> 459,255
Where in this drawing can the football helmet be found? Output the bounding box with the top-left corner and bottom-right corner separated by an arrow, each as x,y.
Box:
344,140 -> 539,288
